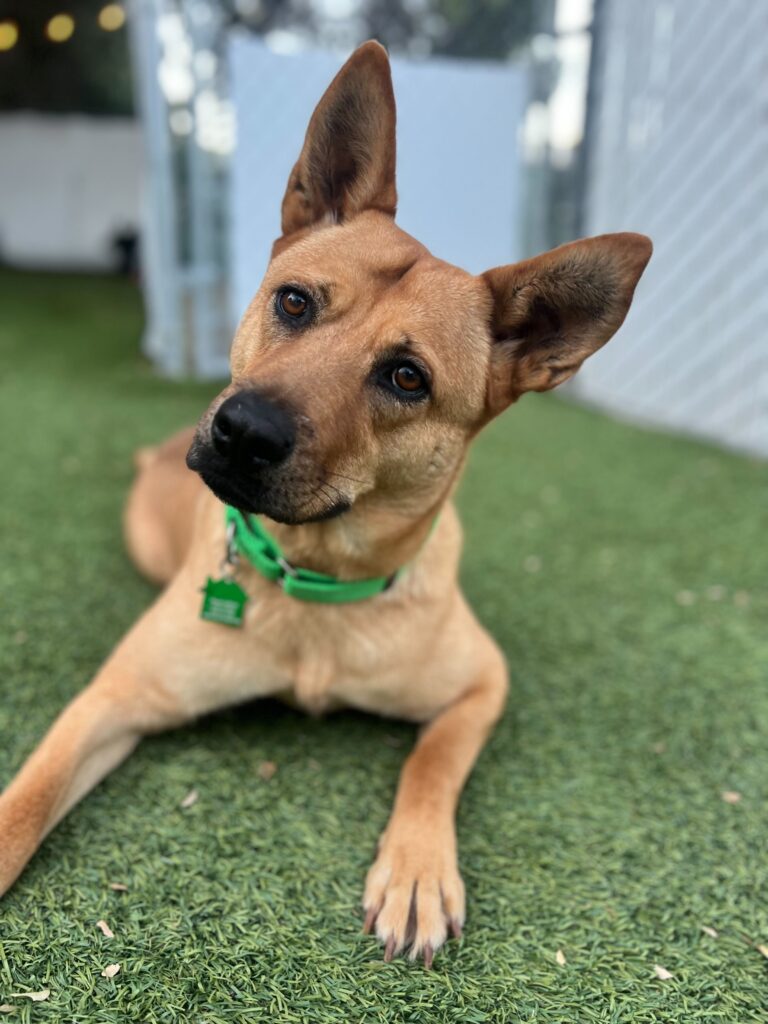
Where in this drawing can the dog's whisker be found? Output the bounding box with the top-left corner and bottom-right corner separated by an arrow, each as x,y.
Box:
321,480 -> 346,503
327,471 -> 366,487
295,483 -> 327,515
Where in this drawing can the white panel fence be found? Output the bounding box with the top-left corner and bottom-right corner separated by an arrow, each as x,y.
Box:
229,37 -> 528,324
573,0 -> 768,457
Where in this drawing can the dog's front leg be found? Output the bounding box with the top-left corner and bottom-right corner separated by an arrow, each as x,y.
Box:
363,642 -> 508,966
0,596 -> 191,898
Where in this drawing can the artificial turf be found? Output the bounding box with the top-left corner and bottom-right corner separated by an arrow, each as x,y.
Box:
0,268 -> 766,1023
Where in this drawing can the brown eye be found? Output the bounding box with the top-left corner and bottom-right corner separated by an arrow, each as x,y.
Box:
391,364 -> 425,393
277,289 -> 309,319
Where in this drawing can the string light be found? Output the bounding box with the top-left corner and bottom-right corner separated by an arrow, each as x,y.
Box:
98,4 -> 125,31
46,13 -> 75,42
0,20 -> 19,50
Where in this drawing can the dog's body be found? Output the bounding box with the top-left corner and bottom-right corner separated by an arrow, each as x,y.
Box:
0,43 -> 651,966
125,423 -> 494,726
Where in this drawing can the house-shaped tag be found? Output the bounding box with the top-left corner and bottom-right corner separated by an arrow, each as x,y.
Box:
200,577 -> 248,627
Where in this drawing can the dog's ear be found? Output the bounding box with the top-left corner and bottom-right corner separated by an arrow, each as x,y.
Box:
279,40 -> 397,237
482,233 -> 652,415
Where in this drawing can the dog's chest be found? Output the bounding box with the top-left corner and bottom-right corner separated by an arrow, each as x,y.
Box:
291,656 -> 338,715
282,608 -> 382,716
280,609 -> 446,722
244,592 -> 428,719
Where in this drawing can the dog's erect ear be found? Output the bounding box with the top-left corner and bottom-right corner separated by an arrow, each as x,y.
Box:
280,41 -> 397,237
482,233 -> 652,415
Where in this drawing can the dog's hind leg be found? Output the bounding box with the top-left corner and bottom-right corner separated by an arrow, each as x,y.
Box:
123,425 -> 203,586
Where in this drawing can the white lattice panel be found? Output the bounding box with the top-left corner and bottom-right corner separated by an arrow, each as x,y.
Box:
573,0 -> 768,457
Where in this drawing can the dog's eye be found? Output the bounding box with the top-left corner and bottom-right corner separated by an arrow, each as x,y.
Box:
276,288 -> 310,322
391,363 -> 426,395
372,355 -> 430,403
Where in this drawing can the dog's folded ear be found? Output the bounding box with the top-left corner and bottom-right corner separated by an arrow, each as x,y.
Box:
482,233 -> 652,415
279,40 -> 397,238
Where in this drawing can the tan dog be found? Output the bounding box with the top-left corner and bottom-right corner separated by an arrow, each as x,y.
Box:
0,42 -> 651,966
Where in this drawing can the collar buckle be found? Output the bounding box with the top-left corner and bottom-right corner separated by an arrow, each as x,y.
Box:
277,554 -> 298,578
219,519 -> 240,578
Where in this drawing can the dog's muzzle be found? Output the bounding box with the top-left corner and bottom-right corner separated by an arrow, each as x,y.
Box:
186,390 -> 297,511
209,390 -> 296,471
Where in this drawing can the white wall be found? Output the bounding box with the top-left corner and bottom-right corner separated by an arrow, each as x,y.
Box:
575,0 -> 768,458
0,113 -> 141,270
229,37 -> 528,322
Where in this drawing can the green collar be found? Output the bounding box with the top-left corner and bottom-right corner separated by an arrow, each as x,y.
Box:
225,506 -> 399,604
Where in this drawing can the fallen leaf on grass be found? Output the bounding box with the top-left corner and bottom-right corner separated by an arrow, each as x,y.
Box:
258,761 -> 277,781
9,990 -> 50,1002
108,882 -> 128,892
555,949 -> 566,966
757,944 -> 768,960
180,789 -> 199,809
0,1006 -> 16,1014
96,920 -> 114,939
653,965 -> 674,981
701,925 -> 718,938
101,964 -> 121,979
721,790 -> 742,804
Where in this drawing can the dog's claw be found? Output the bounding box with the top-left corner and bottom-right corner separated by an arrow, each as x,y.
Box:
364,827 -> 465,967
362,907 -> 377,934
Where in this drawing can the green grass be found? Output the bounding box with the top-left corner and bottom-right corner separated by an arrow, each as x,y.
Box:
0,269 -> 766,1023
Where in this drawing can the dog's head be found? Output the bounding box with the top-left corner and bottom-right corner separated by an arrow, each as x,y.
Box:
188,42 -> 651,525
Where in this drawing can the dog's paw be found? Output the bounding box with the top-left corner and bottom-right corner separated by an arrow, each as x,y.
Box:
362,823 -> 465,967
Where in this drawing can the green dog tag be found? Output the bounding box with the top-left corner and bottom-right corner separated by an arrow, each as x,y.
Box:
200,577 -> 248,627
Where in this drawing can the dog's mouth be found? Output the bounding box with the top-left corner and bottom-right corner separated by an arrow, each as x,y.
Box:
187,442 -> 351,525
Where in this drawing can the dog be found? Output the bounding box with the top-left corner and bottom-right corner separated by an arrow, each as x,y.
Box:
0,41 -> 651,966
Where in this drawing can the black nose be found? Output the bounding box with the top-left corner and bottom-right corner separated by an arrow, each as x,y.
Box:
211,391 -> 296,470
